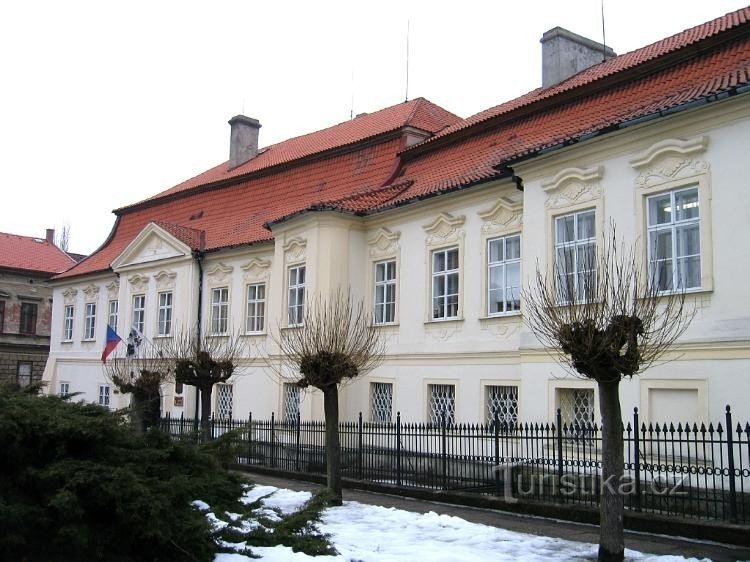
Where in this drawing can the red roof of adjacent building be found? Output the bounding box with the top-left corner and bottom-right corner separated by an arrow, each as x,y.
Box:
0,231 -> 77,275
57,7 -> 750,281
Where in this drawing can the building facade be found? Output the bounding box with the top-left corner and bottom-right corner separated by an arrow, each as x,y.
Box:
1,229 -> 76,387
44,8 -> 750,425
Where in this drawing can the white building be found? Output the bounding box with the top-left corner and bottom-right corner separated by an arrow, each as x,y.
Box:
45,7 -> 750,427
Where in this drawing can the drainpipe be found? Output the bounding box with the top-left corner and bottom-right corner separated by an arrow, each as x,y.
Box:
192,246 -> 205,421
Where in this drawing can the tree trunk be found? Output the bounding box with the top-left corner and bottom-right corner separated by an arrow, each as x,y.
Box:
200,384 -> 213,439
129,392 -> 146,435
597,379 -> 624,562
323,385 -> 342,505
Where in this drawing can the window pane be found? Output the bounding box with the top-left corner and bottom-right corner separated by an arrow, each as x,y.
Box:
577,211 -> 595,240
384,301 -> 395,323
433,275 -> 445,298
677,256 -> 701,289
489,239 -> 503,263
433,297 -> 444,319
675,188 -> 699,221
446,294 -> 458,317
649,193 -> 672,225
433,251 -> 445,273
385,284 -> 396,303
655,260 -> 674,291
386,261 -> 396,280
651,229 -> 672,260
556,215 -> 575,243
489,288 -> 503,314
489,265 -> 502,291
505,235 -> 521,260
298,266 -> 305,284
375,285 -> 385,305
446,272 -> 459,295
375,262 -> 385,283
446,248 -> 459,270
676,224 -> 700,257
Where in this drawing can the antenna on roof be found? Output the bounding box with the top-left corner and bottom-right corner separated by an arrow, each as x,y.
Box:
404,19 -> 410,102
600,0 -> 607,62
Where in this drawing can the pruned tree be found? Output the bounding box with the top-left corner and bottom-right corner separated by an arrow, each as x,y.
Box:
104,341 -> 173,434
523,227 -> 694,562
275,289 -> 386,505
56,223 -> 71,252
167,329 -> 244,433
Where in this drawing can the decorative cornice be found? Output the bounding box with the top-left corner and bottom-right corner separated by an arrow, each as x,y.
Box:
240,257 -> 271,282
283,236 -> 307,264
205,263 -> 234,286
127,273 -> 150,292
543,166 -> 604,209
62,288 -> 78,304
105,281 -> 119,299
367,227 -> 401,259
82,284 -> 100,300
478,198 -> 523,235
541,165 -> 604,192
629,136 -> 709,169
423,212 -> 466,246
153,270 -> 177,290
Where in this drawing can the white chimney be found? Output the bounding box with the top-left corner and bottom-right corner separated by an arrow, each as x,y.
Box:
541,27 -> 616,88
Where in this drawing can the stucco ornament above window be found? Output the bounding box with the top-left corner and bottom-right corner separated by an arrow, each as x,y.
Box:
422,212 -> 466,246
205,263 -> 234,286
82,284 -> 100,300
127,273 -> 149,293
240,258 -> 271,283
629,136 -> 710,187
62,288 -> 78,304
283,237 -> 307,264
153,270 -> 177,290
478,198 -> 523,235
367,228 -> 401,259
542,166 -> 604,209
105,281 -> 119,299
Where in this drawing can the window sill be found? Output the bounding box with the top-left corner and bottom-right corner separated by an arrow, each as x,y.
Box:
424,317 -> 464,325
209,333 -> 230,337
81,338 -> 96,343
281,325 -> 303,331
372,322 -> 399,328
61,339 -> 74,344
480,312 -> 522,321
242,331 -> 267,337
154,334 -> 173,339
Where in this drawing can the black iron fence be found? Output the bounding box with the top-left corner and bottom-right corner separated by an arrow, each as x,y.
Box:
160,406 -> 750,524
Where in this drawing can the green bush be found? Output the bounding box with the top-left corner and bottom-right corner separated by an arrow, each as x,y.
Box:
0,385 -> 244,561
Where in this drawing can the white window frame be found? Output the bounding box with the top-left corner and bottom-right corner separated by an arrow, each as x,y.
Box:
373,260 -> 397,325
431,247 -> 460,320
63,305 -> 74,341
282,383 -> 301,422
287,265 -> 306,327
426,382 -> 456,426
245,283 -> 266,333
99,384 -> 111,407
108,299 -> 118,330
132,294 -> 145,334
647,186 -> 701,292
83,302 -> 96,340
484,384 -> 519,426
59,382 -> 70,396
17,361 -> 32,387
554,209 -> 597,303
487,234 -> 521,316
216,383 -> 233,419
370,381 -> 393,423
157,291 -> 173,337
211,287 -> 229,335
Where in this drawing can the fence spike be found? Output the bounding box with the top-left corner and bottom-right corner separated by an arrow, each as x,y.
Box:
716,423 -> 724,435
669,422 -> 675,433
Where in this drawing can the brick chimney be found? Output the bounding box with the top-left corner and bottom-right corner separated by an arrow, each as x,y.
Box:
228,115 -> 262,169
541,27 -> 616,88
46,228 -> 55,244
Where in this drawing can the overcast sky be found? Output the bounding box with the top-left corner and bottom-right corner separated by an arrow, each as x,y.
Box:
1,0 -> 746,254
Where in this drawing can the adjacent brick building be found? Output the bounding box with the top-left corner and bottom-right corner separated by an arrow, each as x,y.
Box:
0,229 -> 76,386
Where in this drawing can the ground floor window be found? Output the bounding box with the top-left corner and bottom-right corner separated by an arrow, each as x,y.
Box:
99,384 -> 111,407
17,362 -> 32,387
216,383 -> 233,419
485,385 -> 518,426
283,383 -> 300,422
557,387 -> 595,428
428,384 -> 455,426
370,382 -> 393,423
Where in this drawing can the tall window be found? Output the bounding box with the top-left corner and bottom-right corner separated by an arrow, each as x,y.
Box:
157,291 -> 173,336
647,187 -> 701,291
19,302 -> 37,335
83,302 -> 97,340
288,265 -> 305,327
17,362 -> 32,387
431,248 -> 459,320
132,294 -> 145,333
428,384 -> 455,425
374,260 -> 396,324
99,384 -> 111,407
0,300 -> 5,333
555,210 -> 596,303
211,288 -> 229,334
487,235 -> 521,315
216,383 -> 233,419
370,382 -> 393,423
486,385 -> 519,426
283,383 -> 300,422
63,305 -> 74,341
108,300 -> 118,329
245,283 -> 266,333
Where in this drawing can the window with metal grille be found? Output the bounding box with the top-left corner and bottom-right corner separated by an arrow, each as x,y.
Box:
283,383 -> 300,422
157,291 -> 173,336
428,384 -> 455,425
431,248 -> 459,320
211,288 -> 229,334
19,302 -> 37,335
83,302 -> 96,340
17,362 -> 32,387
132,294 -> 145,333
487,235 -> 521,315
486,385 -> 518,425
99,384 -> 110,407
554,210 -> 596,303
246,283 -> 266,333
558,388 -> 595,428
216,383 -> 233,419
370,382 -> 393,423
63,305 -> 74,341
647,186 -> 701,291
373,260 -> 396,324
288,265 -> 305,327
108,300 -> 118,329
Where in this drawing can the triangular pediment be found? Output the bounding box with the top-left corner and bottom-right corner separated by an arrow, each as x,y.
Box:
111,223 -> 192,270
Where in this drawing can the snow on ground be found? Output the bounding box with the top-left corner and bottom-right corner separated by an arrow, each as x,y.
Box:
213,486 -> 709,562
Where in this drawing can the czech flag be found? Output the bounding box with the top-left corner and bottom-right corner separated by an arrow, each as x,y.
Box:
101,325 -> 122,363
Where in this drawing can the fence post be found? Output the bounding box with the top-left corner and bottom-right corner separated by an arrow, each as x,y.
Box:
726,405 -> 738,523
441,413 -> 448,490
180,412 -> 184,436
556,408 -> 564,500
270,411 -> 276,468
396,412 -> 402,487
494,413 -> 501,496
295,411 -> 301,472
247,412 -> 252,465
633,407 -> 642,512
358,412 -> 363,480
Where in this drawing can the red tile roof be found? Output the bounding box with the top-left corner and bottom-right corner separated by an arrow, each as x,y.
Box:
57,7 -> 750,280
0,231 -> 77,274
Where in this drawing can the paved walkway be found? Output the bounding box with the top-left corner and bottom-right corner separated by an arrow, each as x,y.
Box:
239,472 -> 749,561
